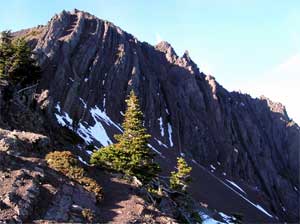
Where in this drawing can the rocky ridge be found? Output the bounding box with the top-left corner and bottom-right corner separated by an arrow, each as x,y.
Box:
7,9 -> 300,222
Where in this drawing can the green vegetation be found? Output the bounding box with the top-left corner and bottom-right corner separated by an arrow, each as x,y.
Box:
0,30 -> 40,86
82,208 -> 95,222
91,90 -> 160,183
170,157 -> 192,192
45,151 -> 103,201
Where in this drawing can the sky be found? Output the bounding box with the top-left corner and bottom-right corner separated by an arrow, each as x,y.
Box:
1,0 -> 299,123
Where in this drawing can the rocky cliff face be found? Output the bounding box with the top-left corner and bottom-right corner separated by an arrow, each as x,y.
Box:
16,9 -> 299,222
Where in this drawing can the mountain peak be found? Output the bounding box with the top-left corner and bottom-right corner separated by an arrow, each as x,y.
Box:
5,10 -> 299,223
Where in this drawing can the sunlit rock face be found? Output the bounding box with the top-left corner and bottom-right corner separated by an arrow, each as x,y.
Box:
18,9 -> 299,222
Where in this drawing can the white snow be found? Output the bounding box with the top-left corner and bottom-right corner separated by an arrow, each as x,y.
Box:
69,77 -> 74,82
84,78 -> 88,82
192,159 -> 197,164
222,172 -> 227,176
222,180 -> 273,218
240,102 -> 245,107
55,103 -> 61,113
79,98 -> 87,109
294,186 -> 298,191
155,138 -> 168,148
158,117 -> 164,137
103,96 -> 106,110
86,150 -> 93,155
255,205 -> 273,218
54,103 -> 73,127
147,143 -> 165,158
78,156 -> 89,165
219,212 -> 236,223
180,152 -> 185,157
167,123 -> 174,147
225,179 -> 246,194
200,212 -> 224,224
165,108 -> 169,115
217,161 -> 221,166
55,102 -> 122,147
90,106 -> 122,132
77,116 -> 112,146
234,148 -> 239,153
210,164 -> 216,170
120,111 -> 124,116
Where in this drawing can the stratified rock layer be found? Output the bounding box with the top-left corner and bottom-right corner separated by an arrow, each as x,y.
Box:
17,9 -> 299,222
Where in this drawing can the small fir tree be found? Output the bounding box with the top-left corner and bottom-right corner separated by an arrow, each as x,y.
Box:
170,157 -> 192,192
91,90 -> 160,183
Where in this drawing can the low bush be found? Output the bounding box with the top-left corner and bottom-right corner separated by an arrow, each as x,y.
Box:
45,151 -> 103,201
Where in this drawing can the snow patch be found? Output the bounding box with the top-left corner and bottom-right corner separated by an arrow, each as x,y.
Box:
78,156 -> 89,165
225,179 -> 246,194
84,78 -> 88,82
222,172 -> 227,176
102,94 -> 106,110
165,108 -> 169,115
234,148 -> 239,153
222,180 -> 273,218
192,159 -> 197,164
255,205 -> 273,218
167,123 -> 174,147
79,98 -> 87,109
199,211 -> 224,224
77,116 -> 112,146
55,102 -> 122,147
210,164 -> 216,170
155,138 -> 168,148
86,150 -> 93,155
158,117 -> 164,137
90,106 -> 122,132
147,144 -> 165,158
55,103 -> 61,113
180,152 -> 185,157
54,103 -> 73,127
219,212 -> 236,223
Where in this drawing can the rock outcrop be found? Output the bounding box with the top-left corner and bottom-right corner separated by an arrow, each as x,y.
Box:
14,9 -> 300,222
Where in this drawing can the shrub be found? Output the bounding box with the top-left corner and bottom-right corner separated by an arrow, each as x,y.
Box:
46,151 -> 103,201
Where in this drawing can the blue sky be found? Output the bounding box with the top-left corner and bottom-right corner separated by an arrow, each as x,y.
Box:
1,0 -> 299,122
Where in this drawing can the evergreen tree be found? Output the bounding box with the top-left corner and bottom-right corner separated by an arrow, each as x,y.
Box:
0,36 -> 40,86
170,157 -> 192,192
0,30 -> 13,44
0,31 -> 14,79
91,90 -> 160,183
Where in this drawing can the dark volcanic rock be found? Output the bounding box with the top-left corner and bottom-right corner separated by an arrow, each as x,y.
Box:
18,9 -> 299,222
